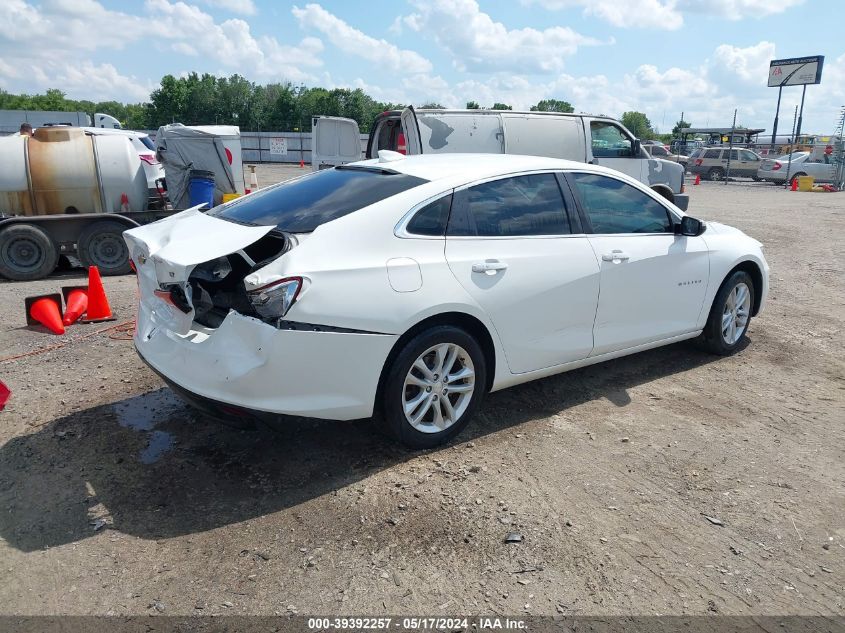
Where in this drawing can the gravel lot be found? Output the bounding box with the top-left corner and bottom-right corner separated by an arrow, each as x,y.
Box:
0,171 -> 843,617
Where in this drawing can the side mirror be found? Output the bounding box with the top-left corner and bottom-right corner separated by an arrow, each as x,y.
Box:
678,215 -> 706,237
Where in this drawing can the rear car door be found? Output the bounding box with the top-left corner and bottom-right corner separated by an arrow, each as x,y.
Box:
312,116 -> 362,170
565,172 -> 709,356
445,172 -> 599,373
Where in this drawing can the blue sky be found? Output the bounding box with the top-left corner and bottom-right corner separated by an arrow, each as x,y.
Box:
2,0 -> 843,133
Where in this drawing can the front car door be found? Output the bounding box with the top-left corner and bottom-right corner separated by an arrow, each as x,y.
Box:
444,172 -> 600,373
564,171 -> 710,356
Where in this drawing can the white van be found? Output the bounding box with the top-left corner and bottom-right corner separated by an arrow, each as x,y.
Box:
313,107 -> 689,210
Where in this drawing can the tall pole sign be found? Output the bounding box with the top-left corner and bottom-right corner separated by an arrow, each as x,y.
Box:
768,55 -> 824,152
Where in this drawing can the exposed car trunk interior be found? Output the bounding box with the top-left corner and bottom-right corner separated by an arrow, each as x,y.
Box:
187,231 -> 289,328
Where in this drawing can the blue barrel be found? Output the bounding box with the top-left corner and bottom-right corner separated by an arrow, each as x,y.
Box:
188,169 -> 215,208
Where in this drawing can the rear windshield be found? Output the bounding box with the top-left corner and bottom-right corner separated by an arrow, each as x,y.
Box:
139,136 -> 155,151
208,166 -> 428,232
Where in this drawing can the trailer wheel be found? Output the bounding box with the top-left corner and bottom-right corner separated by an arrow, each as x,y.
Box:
78,221 -> 132,276
0,224 -> 59,281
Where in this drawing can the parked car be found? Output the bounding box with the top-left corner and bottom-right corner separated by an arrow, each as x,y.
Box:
83,127 -> 164,206
314,108 -> 689,210
125,153 -> 768,448
643,143 -> 688,170
757,151 -> 837,184
689,147 -> 763,181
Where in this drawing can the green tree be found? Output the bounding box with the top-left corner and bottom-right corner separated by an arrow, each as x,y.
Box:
620,111 -> 654,139
466,100 -> 480,109
530,99 -> 574,113
421,102 -> 444,109
491,102 -> 512,110
671,118 -> 691,136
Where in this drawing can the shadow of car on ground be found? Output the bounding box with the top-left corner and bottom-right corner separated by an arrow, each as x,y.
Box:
0,339 -> 728,552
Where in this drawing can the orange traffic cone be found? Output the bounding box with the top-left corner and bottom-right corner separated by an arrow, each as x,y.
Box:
790,177 -> 798,191
81,266 -> 116,323
299,159 -> 305,168
25,293 -> 65,334
693,174 -> 701,186
61,286 -> 88,326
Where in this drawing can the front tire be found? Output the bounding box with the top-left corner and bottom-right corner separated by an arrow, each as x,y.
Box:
699,271 -> 755,355
380,325 -> 486,449
708,167 -> 725,181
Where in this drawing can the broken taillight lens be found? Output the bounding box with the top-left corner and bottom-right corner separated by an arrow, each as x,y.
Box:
247,276 -> 302,320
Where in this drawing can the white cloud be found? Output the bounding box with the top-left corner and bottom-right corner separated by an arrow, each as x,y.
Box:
292,3 -> 432,74
681,0 -> 806,19
402,0 -> 604,73
712,41 -> 776,85
202,0 -> 257,15
523,0 -> 806,29
522,0 -> 683,29
144,0 -> 324,82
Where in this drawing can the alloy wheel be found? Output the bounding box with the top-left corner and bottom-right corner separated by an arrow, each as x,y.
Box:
721,282 -> 751,345
402,343 -> 475,433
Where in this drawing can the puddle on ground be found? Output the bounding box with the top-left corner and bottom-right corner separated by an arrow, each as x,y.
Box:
111,389 -> 183,463
112,389 -> 182,431
140,430 -> 175,464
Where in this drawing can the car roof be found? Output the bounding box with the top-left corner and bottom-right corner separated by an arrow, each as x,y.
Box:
81,127 -> 147,138
353,152 -> 624,185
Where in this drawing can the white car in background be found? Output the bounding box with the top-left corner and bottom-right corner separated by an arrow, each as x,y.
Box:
83,127 -> 165,206
757,151 -> 837,184
125,153 -> 768,448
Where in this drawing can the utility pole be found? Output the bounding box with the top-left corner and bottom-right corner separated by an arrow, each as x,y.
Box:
725,109 -> 737,185
795,84 -> 807,140
770,85 -> 783,153
784,105 -> 799,188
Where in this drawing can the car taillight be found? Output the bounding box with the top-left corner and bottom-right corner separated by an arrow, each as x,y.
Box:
139,153 -> 159,165
772,163 -> 781,171
247,276 -> 302,320
695,159 -> 703,166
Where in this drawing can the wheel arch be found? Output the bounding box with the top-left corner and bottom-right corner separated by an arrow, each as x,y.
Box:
375,311 -> 498,409
724,259 -> 765,316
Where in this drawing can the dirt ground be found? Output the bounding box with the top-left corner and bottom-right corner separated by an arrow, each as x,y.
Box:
0,172 -> 842,617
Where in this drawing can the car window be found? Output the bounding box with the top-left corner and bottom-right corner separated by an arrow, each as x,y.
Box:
704,149 -> 721,159
651,145 -> 668,156
406,194 -> 452,236
740,150 -> 758,161
139,136 -> 156,151
728,150 -> 739,161
590,122 -> 634,158
568,173 -> 672,234
447,173 -> 571,237
208,166 -> 428,232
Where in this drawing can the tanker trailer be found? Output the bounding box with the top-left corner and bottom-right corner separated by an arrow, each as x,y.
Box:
0,126 -> 170,281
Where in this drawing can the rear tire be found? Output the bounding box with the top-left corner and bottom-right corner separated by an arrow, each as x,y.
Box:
78,221 -> 132,275
380,325 -> 486,449
708,167 -> 725,181
699,270 -> 755,356
0,224 -> 58,281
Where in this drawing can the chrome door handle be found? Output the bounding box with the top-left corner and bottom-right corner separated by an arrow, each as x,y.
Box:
472,261 -> 508,274
601,250 -> 630,263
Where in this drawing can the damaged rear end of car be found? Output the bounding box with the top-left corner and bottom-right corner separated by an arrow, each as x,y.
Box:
124,165 -> 429,421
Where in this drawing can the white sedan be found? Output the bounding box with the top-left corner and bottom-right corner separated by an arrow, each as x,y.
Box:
125,153 -> 769,448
